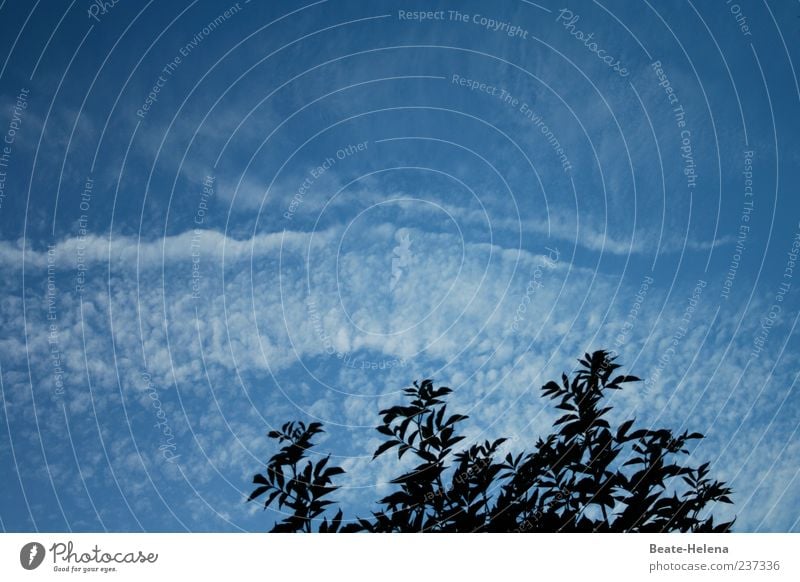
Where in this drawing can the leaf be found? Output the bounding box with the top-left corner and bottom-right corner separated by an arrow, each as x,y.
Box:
623,458 -> 646,466
376,425 -> 395,437
616,419 -> 635,440
379,491 -> 412,508
432,386 -> 453,398
448,435 -> 465,448
262,490 -> 280,509
254,360 -> 735,533
247,485 -> 270,502
542,381 -> 560,397
435,404 -> 446,429
446,414 -> 469,426
372,440 -> 402,460
313,456 -> 330,479
270,466 -> 285,489
554,414 -> 578,425
416,449 -> 438,463
324,467 -> 346,478
616,375 -> 641,383
398,417 -> 414,440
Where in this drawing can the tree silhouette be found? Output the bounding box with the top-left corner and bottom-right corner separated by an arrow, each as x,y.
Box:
248,350 -> 734,532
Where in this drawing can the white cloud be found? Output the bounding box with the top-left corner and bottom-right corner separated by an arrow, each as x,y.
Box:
1,216 -> 797,531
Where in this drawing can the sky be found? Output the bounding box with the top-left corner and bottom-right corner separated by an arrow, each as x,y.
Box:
0,0 -> 799,532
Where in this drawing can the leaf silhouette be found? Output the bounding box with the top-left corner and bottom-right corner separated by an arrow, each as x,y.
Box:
248,350 -> 735,533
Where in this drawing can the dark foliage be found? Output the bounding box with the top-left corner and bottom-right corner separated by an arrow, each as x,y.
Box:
249,350 -> 734,532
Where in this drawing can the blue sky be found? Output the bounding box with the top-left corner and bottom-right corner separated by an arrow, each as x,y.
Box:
0,0 -> 799,532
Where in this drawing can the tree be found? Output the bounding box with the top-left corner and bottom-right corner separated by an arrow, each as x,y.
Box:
248,350 -> 734,532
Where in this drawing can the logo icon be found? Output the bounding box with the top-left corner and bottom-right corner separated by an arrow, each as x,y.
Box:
20,542 -> 45,570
